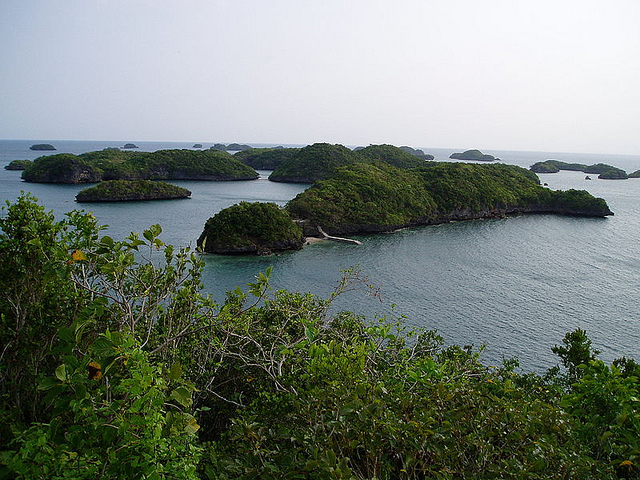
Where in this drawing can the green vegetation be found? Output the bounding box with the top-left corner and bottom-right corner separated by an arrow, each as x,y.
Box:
234,147 -> 301,170
4,160 -> 33,171
531,160 -> 628,179
268,143 -> 440,183
75,180 -> 192,202
197,201 -> 304,254
22,149 -> 259,183
450,149 -> 499,161
29,143 -> 56,151
269,143 -> 361,183
1,195 -> 638,479
357,144 -> 433,168
287,162 -> 612,235
399,145 -> 435,160
629,170 -> 640,178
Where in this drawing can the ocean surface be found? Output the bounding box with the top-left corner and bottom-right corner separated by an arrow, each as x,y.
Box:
1,139 -> 639,372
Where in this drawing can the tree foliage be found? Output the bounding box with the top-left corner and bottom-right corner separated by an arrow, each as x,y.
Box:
287,162 -> 612,235
76,179 -> 192,202
22,149 -> 258,183
0,195 -> 638,479
197,201 -> 304,254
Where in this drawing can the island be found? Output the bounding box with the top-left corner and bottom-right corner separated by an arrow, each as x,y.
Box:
530,160 -> 628,179
268,143 -> 435,183
234,147 -> 301,170
4,160 -> 33,171
399,145 -> 435,160
192,144 -> 203,148
197,201 -> 304,255
75,180 -> 191,202
29,144 -> 56,151
357,144 -> 434,168
286,162 -> 612,236
122,143 -> 139,149
209,143 -> 252,152
629,170 -> 640,178
449,149 -> 499,161
21,149 -> 259,183
269,143 -> 359,183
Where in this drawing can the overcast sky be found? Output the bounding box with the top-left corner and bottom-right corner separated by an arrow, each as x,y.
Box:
1,1 -> 639,154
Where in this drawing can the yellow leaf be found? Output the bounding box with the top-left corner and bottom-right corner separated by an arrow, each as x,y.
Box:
72,249 -> 87,261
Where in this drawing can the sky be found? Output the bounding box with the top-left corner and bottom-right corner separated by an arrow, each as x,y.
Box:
1,0 -> 639,154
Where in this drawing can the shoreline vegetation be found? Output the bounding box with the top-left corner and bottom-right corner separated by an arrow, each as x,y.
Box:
1,194 -> 638,479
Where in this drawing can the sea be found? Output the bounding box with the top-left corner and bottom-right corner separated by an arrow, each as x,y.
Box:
1,139 -> 639,373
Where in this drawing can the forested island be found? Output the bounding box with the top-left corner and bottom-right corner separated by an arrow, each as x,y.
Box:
4,160 -> 33,170
197,161 -> 612,255
288,162 -> 612,236
530,159 -> 629,179
21,148 -> 259,183
449,149 -> 499,161
29,143 -> 56,151
197,201 -> 304,254
75,180 -> 191,202
268,143 -> 435,183
1,194 -> 637,479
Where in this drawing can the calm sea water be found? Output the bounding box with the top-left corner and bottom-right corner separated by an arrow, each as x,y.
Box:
1,139 -> 639,371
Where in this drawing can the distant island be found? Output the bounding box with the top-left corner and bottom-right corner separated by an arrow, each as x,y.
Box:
122,143 -> 139,149
197,201 -> 304,255
530,160 -> 628,179
449,149 -> 499,161
4,160 -> 33,171
76,180 -> 191,202
210,143 -> 252,152
21,149 -> 259,184
29,143 -> 56,151
192,143 -> 203,148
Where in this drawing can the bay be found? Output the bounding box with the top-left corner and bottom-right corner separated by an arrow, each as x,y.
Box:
1,139 -> 639,371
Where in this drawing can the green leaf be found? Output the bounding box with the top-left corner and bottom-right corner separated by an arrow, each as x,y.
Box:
169,363 -> 183,381
55,364 -> 67,382
90,336 -> 116,357
170,386 -> 193,408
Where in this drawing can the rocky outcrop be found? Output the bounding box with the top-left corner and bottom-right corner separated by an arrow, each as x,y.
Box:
123,143 -> 138,149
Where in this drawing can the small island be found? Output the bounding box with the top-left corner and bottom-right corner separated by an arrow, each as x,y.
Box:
449,149 -> 499,161
197,201 -> 304,255
76,180 -> 191,202
4,160 -> 33,171
29,143 -> 56,151
530,160 -> 628,179
122,143 -> 139,149
192,144 -> 203,148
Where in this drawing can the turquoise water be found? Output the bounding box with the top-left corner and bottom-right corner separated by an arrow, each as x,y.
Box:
2,140 -> 639,371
